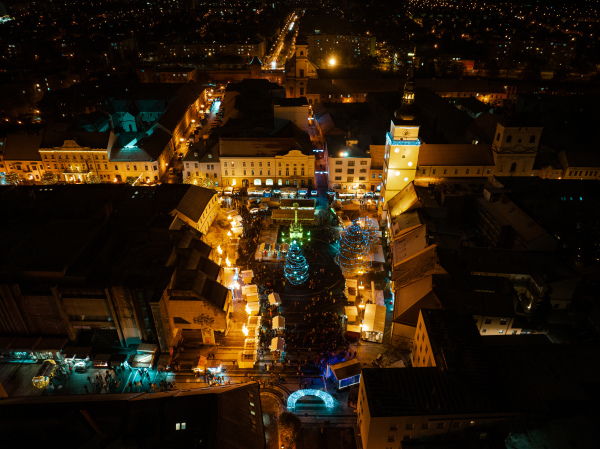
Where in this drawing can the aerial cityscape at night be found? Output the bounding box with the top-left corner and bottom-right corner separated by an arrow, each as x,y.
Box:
0,0 -> 599,448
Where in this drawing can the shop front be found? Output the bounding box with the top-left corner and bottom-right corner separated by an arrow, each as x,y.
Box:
109,353 -> 128,368
33,337 -> 68,362
93,353 -> 111,368
6,336 -> 42,362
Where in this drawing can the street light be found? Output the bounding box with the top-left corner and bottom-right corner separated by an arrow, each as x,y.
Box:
329,57 -> 336,67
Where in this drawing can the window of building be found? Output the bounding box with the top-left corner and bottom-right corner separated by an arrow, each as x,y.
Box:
405,423 -> 414,431
335,176 -> 341,180
360,161 -> 367,165
347,169 -> 354,174
484,319 -> 492,324
443,169 -> 447,174
348,161 -> 355,166
387,436 -> 395,442
251,162 -> 254,167
454,169 -> 458,174
335,160 -> 342,165
482,329 -> 487,333
506,135 -> 512,143
500,319 -> 507,325
421,423 -> 429,430
453,422 -> 461,429
243,162 -> 246,167
347,177 -> 354,182
389,424 -> 398,431
437,423 -> 445,429
529,135 -> 536,143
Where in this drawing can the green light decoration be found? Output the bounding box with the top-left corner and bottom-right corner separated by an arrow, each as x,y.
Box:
284,241 -> 309,286
335,220 -> 369,277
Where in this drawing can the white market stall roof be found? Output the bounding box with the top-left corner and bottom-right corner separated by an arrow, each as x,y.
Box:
346,324 -> 361,335
242,284 -> 258,295
280,187 -> 297,192
241,270 -> 254,282
273,315 -> 285,329
246,293 -> 259,303
270,337 -> 285,351
232,226 -> 244,236
344,306 -> 358,321
363,304 -> 386,334
268,293 -> 281,305
247,302 -> 260,315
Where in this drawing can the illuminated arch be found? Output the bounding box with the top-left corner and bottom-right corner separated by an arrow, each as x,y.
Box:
286,389 -> 335,410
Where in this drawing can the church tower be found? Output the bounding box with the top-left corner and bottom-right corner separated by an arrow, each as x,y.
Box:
491,124 -> 542,176
381,70 -> 421,205
284,41 -> 317,98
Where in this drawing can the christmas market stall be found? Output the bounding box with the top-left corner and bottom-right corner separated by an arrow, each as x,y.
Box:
270,337 -> 285,352
361,304 -> 386,343
273,315 -> 285,330
326,359 -> 362,390
268,292 -> 281,306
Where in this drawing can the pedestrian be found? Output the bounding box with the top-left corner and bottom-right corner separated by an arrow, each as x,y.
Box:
87,376 -> 91,384
84,384 -> 89,393
69,365 -> 72,373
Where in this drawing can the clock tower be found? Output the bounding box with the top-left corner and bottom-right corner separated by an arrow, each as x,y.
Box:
381,113 -> 421,204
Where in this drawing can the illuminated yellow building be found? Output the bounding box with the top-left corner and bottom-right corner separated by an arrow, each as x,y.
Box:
219,138 -> 315,189
381,118 -> 420,204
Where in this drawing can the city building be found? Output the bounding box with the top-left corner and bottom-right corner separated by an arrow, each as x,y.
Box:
381,117 -> 420,204
182,144 -> 221,187
326,138 -> 371,196
1,134 -> 45,183
0,383 -> 266,448
136,66 -> 197,84
0,184 -> 220,348
284,42 -> 319,99
306,33 -> 375,67
219,138 -> 315,189
156,238 -> 231,349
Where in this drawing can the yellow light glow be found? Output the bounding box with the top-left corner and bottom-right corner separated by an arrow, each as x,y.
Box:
227,231 -> 232,237
408,162 -> 413,167
329,57 -> 336,67
217,245 -> 223,255
226,258 -> 231,267
242,323 -> 249,335
245,304 -> 251,314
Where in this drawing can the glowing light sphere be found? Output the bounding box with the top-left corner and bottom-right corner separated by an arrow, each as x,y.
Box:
287,389 -> 335,410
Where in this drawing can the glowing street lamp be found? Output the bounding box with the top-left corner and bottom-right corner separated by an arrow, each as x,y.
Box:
245,304 -> 251,314
242,323 -> 249,335
227,231 -> 232,237
329,57 -> 336,67
226,258 -> 231,267
217,245 -> 223,255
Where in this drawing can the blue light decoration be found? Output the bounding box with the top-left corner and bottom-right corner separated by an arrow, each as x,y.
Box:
386,132 -> 421,146
335,220 -> 369,277
287,389 -> 335,410
284,241 -> 309,286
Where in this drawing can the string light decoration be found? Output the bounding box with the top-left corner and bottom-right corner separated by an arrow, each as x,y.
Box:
284,241 -> 309,285
41,172 -> 58,185
335,220 -> 369,276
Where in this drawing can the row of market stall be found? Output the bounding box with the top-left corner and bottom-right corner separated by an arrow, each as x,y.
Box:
224,186 -> 310,198
256,242 -> 290,261
344,279 -> 387,344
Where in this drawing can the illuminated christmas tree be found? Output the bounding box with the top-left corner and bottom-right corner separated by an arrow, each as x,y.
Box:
284,241 -> 309,286
358,217 -> 379,250
335,220 -> 369,277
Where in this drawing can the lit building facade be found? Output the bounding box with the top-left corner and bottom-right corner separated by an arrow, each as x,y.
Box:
381,119 -> 420,204
327,145 -> 371,197
219,138 -> 315,189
